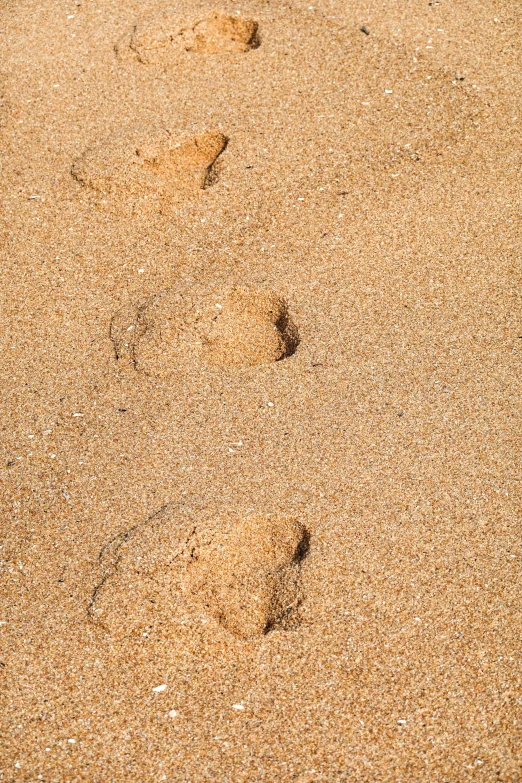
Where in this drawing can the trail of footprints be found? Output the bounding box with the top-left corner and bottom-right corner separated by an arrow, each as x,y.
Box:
72,7 -> 260,206
83,9 -> 480,642
102,281 -> 303,639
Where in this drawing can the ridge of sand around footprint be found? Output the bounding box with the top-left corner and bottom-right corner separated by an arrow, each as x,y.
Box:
71,128 -> 228,206
110,285 -> 300,375
116,9 -> 260,63
89,507 -> 309,640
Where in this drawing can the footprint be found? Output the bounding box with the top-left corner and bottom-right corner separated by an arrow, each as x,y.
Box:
182,10 -> 260,54
184,514 -> 309,639
89,507 -> 309,641
71,128 -> 228,205
110,285 -> 300,375
116,9 -> 259,64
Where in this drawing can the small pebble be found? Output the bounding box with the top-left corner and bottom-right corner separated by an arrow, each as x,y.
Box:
153,684 -> 167,693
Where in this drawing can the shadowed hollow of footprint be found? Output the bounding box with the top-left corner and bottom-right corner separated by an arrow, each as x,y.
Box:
89,508 -> 309,640
117,10 -> 259,63
185,515 -> 310,638
71,128 -> 228,203
110,286 -> 300,374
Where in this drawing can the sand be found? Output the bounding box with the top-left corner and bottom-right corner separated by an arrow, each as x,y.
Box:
0,0 -> 521,780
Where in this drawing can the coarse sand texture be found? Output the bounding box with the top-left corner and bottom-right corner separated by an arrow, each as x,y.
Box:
184,513 -> 309,638
1,0 -> 521,780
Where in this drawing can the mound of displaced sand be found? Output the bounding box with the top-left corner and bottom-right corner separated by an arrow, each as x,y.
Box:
184,513 -> 308,638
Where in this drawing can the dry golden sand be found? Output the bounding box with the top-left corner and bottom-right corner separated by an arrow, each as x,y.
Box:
0,0 -> 521,780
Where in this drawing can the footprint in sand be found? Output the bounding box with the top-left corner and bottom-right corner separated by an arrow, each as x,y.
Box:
71,128 -> 228,206
116,10 -> 259,64
89,507 -> 309,640
110,285 -> 300,375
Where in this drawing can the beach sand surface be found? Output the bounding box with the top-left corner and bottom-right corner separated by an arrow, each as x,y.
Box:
0,0 -> 521,780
